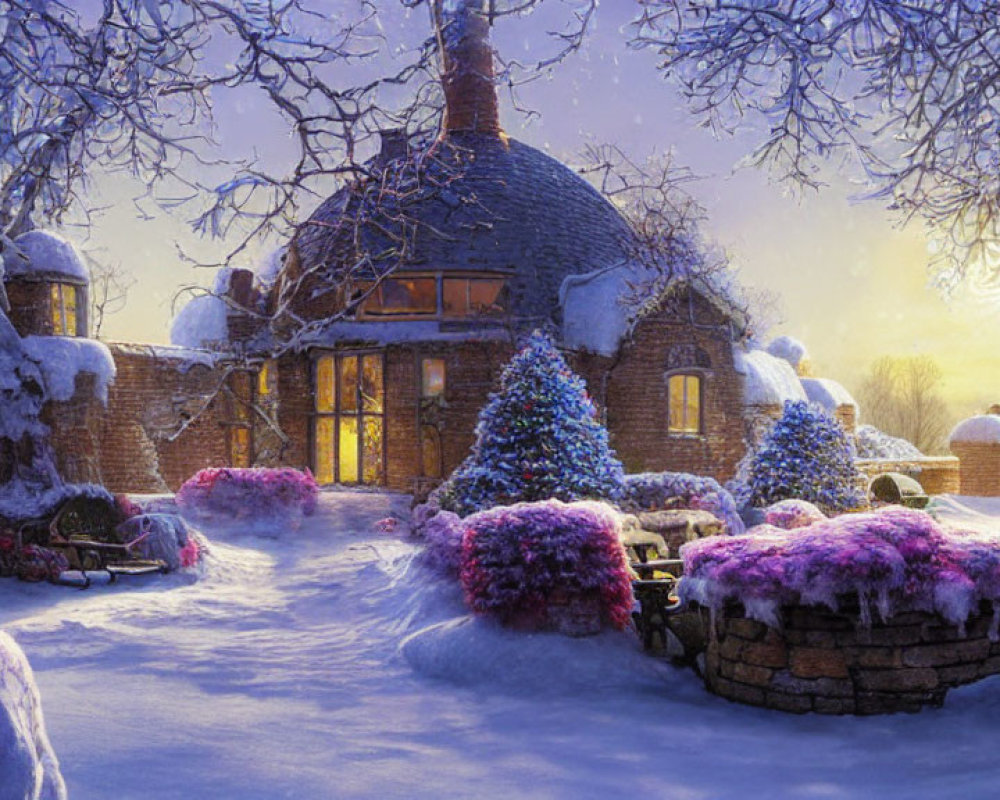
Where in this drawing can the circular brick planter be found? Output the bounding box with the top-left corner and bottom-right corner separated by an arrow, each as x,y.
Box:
695,600 -> 1000,714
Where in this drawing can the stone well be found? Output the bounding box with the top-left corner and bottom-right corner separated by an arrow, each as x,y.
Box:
694,599 -> 1000,714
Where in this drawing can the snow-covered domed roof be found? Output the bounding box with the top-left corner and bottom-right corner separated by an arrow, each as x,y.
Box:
734,346 -> 808,407
6,230 -> 89,283
169,269 -> 233,350
801,377 -> 858,414
949,415 -> 1000,446
766,335 -> 809,374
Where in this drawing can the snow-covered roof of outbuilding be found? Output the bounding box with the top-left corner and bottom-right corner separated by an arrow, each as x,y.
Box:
5,230 -> 89,283
734,346 -> 808,407
801,377 -> 858,414
169,269 -> 233,350
766,335 -> 809,373
949,415 -> 1000,446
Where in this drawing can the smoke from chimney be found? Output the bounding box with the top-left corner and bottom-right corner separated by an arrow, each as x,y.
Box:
433,0 -> 501,136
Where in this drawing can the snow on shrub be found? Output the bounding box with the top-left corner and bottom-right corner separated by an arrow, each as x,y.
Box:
439,331 -> 624,517
177,467 -> 318,526
620,472 -> 744,536
763,499 -> 826,530
681,506 -> 1000,633
0,631 -> 67,800
746,400 -> 864,514
118,514 -> 205,572
855,425 -> 923,460
418,510 -> 466,577
459,500 -> 633,631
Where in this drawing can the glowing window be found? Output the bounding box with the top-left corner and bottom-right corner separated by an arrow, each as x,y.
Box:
421,426 -> 443,479
314,417 -> 335,485
230,427 -> 251,468
442,278 -> 506,317
315,356 -> 336,412
339,417 -> 359,483
340,356 -> 359,412
421,358 -> 446,398
361,354 -> 383,413
49,283 -> 79,336
668,374 -> 702,434
258,360 -> 276,398
360,278 -> 437,316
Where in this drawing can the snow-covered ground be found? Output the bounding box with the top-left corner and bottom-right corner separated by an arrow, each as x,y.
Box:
4,493 -> 1000,799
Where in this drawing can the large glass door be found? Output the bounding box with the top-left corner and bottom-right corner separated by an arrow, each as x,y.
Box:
313,352 -> 385,485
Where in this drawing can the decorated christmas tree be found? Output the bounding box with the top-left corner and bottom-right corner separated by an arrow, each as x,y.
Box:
747,400 -> 863,514
440,331 -> 624,516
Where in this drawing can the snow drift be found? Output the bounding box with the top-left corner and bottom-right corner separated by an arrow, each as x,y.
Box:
0,631 -> 65,800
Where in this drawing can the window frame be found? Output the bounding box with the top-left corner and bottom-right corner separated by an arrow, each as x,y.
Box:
49,282 -> 82,337
353,272 -> 509,321
666,370 -> 705,436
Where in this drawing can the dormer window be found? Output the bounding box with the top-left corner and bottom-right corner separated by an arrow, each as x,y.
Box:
359,277 -> 437,316
668,373 -> 702,434
50,283 -> 80,336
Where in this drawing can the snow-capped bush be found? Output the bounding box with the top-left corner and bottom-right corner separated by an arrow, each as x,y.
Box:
459,500 -> 633,631
0,631 -> 67,800
118,514 -> 205,571
763,499 -> 826,530
681,506 -> 1000,633
747,400 -> 864,514
177,467 -> 318,528
855,425 -> 923,460
439,331 -> 624,517
418,510 -> 466,577
0,482 -> 114,527
620,472 -> 744,536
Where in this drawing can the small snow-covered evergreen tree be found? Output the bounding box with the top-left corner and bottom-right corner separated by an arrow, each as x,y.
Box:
440,331 -> 624,516
748,400 -> 863,514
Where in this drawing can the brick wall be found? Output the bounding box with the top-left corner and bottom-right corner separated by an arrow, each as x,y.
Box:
856,457 -> 961,496
700,600 -> 1000,714
596,292 -> 746,484
950,443 -> 1000,497
5,281 -> 54,337
44,374 -> 104,485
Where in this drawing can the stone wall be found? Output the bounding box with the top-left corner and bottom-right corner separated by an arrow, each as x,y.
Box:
950,443 -> 1000,497
700,601 -> 1000,714
855,457 -> 961,496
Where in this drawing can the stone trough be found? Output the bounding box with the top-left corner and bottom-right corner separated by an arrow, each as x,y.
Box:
691,599 -> 1000,714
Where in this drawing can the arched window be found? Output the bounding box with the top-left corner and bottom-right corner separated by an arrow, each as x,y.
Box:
668,373 -> 702,434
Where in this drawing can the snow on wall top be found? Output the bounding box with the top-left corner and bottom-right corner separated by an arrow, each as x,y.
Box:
801,377 -> 858,413
766,335 -> 808,373
110,342 -> 221,372
949,415 -> 1000,446
5,230 -> 89,282
733,346 -> 807,407
21,336 -> 116,405
855,425 -> 923,460
300,320 -> 510,349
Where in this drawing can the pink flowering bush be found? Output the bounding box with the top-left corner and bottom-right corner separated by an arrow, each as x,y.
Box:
460,500 -> 633,631
681,506 -> 1000,634
177,468 -> 318,523
763,499 -> 826,530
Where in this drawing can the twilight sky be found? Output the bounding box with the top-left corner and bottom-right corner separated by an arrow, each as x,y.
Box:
76,1 -> 998,421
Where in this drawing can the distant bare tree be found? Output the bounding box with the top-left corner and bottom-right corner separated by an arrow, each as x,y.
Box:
86,257 -> 135,340
857,356 -> 951,454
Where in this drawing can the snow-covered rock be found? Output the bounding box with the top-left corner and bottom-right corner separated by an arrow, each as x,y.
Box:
0,631 -> 66,800
766,335 -> 809,374
950,415 -> 1000,446
800,377 -> 858,416
5,231 -> 88,283
733,346 -> 807,407
21,336 -> 116,404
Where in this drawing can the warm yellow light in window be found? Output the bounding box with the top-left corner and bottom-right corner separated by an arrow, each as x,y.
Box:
315,356 -> 336,412
258,360 -> 274,398
339,417 -> 359,483
668,374 -> 701,433
314,417 -> 335,485
340,356 -> 359,412
362,354 -> 383,412
422,358 -> 446,398
231,427 -> 251,468
63,285 -> 77,336
363,416 -> 384,484
421,425 -> 442,478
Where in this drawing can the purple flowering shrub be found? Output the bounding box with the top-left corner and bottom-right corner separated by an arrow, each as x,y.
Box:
418,511 -> 467,577
620,472 -> 744,535
763,499 -> 826,530
177,467 -> 318,523
459,500 -> 633,630
681,506 -> 1000,634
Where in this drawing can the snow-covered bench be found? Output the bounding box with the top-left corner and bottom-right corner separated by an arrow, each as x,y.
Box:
0,631 -> 66,800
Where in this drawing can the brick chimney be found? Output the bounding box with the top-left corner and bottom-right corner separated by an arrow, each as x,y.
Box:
433,0 -> 501,136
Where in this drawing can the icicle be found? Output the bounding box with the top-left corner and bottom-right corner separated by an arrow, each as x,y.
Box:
858,588 -> 872,629
876,585 -> 892,624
